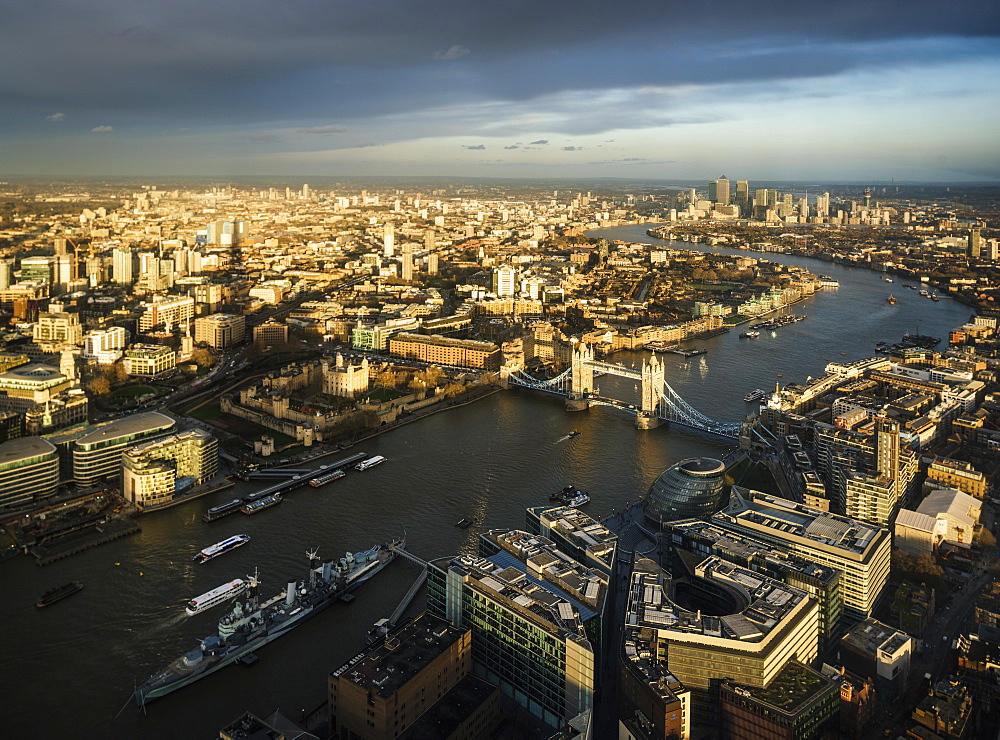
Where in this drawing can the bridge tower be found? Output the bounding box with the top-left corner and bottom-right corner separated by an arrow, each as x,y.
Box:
637,353 -> 664,429
566,343 -> 594,411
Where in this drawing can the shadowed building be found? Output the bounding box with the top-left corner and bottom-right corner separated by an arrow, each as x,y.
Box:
427,529 -> 609,731
719,659 -> 839,740
328,613 -> 500,740
623,556 -> 820,728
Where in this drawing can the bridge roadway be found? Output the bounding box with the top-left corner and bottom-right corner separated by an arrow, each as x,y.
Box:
507,355 -> 744,438
583,360 -> 641,380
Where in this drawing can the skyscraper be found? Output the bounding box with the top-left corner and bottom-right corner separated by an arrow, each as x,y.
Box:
0,258 -> 14,289
401,244 -> 413,281
113,248 -> 135,285
383,222 -> 395,257
709,176 -> 731,205
968,227 -> 983,259
816,192 -> 831,218
735,180 -> 749,213
491,264 -> 517,297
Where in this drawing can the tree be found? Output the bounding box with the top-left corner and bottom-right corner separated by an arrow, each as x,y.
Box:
191,348 -> 216,368
103,362 -> 128,384
87,376 -> 111,396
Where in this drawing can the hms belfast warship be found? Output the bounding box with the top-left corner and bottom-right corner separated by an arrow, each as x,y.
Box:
134,538 -> 403,706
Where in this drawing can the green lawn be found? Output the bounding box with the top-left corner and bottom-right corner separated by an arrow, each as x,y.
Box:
188,403 -> 224,421
358,387 -> 407,403
110,384 -> 156,400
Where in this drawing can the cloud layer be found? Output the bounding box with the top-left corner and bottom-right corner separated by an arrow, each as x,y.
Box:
1,1 -> 997,178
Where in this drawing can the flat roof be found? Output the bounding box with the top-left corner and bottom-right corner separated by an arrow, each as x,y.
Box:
721,488 -> 884,557
75,411 -> 174,447
729,660 -> 836,713
626,556 -> 810,642
333,613 -> 466,697
397,674 -> 497,740
0,436 -> 56,464
666,519 -> 839,584
841,617 -> 910,656
0,363 -> 66,383
487,548 -> 600,622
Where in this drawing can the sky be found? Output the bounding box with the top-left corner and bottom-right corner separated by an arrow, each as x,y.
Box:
1,0 -> 999,182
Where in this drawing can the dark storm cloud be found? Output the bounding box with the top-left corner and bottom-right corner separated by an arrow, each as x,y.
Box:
1,0 -> 995,128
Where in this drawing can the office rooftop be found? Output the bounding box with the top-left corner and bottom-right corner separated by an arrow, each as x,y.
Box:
74,411 -> 175,447
727,659 -> 837,715
330,613 -> 466,698
667,518 -> 840,586
626,556 -> 811,642
719,487 -> 883,557
532,505 -> 618,569
0,436 -> 56,466
841,617 -> 911,657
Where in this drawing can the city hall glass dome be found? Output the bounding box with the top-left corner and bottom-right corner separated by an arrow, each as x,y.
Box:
643,457 -> 727,524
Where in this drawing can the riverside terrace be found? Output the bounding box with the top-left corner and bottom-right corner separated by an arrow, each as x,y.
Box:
623,555 -> 820,722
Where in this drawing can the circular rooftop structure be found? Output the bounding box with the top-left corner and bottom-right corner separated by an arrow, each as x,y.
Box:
643,456 -> 727,524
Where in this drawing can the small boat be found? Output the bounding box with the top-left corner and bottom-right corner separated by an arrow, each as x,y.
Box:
551,485 -> 590,506
455,518 -> 472,528
355,455 -> 386,471
740,330 -> 761,339
744,389 -> 767,403
887,294 -> 896,305
36,582 -> 83,608
186,579 -> 246,616
193,534 -> 251,564
567,431 -> 581,438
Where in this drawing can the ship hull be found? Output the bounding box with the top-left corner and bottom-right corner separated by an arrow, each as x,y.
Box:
135,543 -> 399,706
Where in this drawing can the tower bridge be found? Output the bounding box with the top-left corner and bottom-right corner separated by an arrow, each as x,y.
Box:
504,344 -> 744,439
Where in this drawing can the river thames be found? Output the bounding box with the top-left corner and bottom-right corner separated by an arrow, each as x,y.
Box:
3,225 -> 972,737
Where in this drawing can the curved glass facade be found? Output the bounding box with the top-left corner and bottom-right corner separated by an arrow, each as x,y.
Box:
643,457 -> 727,524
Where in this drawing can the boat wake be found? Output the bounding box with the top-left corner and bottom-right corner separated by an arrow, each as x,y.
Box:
155,612 -> 188,630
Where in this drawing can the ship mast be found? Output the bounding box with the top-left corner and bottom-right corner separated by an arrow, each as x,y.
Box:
307,547 -> 320,586
246,568 -> 260,608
